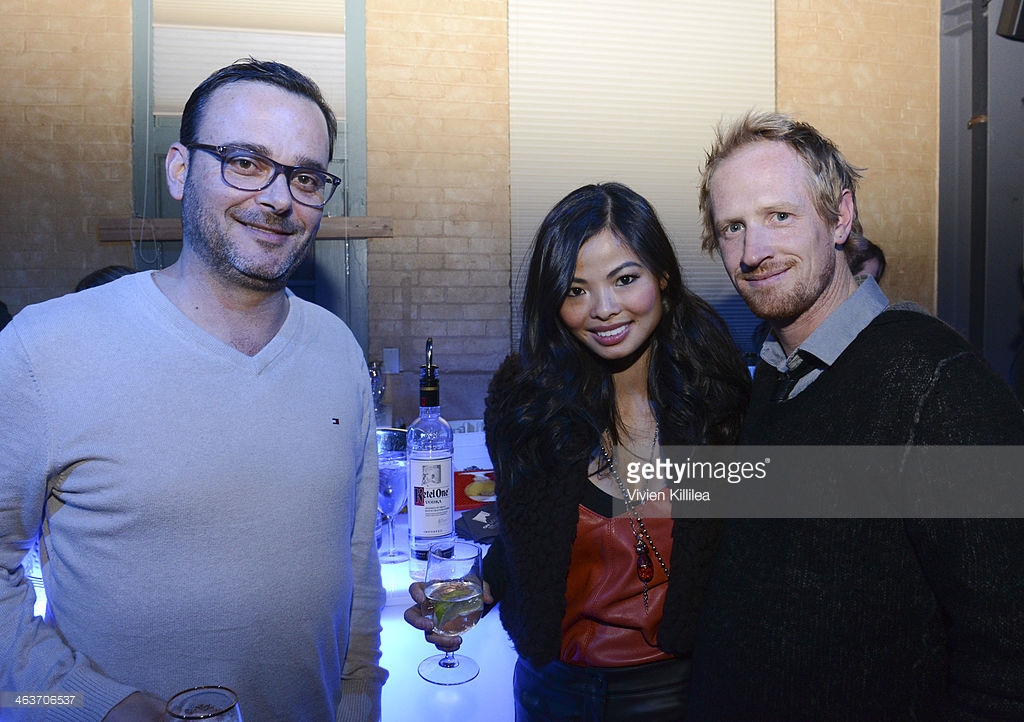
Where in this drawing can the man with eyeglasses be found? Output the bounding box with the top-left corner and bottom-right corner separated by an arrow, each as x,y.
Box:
0,59 -> 386,720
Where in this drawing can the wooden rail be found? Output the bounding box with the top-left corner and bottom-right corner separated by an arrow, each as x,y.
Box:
97,216 -> 393,242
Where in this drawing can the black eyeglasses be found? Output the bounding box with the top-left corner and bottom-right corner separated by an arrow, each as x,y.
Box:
188,144 -> 342,209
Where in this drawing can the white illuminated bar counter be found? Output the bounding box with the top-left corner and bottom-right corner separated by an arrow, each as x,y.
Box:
378,516 -> 516,722
379,422 -> 516,721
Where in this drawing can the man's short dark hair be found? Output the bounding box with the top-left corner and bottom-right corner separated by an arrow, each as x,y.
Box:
179,57 -> 338,159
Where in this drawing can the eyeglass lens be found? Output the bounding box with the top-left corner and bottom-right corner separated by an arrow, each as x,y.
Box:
219,148 -> 337,207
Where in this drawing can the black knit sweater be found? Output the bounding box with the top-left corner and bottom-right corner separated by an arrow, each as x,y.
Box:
687,310 -> 1024,720
481,354 -> 724,667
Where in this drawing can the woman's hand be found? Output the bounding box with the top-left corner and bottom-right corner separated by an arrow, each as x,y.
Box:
404,581 -> 494,652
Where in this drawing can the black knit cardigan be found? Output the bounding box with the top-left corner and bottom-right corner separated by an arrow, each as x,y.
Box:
688,309 -> 1024,720
480,354 -> 723,667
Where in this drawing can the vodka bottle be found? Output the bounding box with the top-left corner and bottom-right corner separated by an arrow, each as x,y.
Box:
406,338 -> 455,579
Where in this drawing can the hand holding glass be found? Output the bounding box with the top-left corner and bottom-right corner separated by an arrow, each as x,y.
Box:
418,541 -> 484,684
164,686 -> 242,721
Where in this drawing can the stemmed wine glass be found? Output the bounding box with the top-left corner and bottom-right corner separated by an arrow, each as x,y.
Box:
376,428 -> 408,563
164,686 -> 242,721
418,541 -> 484,685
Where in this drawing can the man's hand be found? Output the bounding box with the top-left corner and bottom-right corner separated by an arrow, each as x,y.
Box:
102,691 -> 166,721
404,581 -> 494,652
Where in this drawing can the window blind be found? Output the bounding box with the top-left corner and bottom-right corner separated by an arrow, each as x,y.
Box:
509,0 -> 775,356
152,27 -> 346,119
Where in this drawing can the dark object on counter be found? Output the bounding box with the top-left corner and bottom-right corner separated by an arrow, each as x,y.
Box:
455,503 -> 498,544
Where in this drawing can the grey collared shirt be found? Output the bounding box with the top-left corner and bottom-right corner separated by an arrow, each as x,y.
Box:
759,276 -> 890,400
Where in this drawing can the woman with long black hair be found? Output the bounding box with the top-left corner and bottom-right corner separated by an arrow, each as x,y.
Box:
408,182 -> 749,720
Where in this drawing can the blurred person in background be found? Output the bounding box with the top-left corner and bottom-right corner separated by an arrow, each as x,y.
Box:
845,236 -> 886,283
74,265 -> 136,292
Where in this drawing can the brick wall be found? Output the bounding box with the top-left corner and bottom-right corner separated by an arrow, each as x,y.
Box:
775,0 -> 940,311
0,0 -> 134,312
365,0 -> 511,422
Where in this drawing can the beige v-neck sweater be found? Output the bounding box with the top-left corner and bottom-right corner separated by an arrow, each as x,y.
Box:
0,272 -> 386,721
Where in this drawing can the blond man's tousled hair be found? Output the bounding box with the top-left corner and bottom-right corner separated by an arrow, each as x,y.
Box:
698,111 -> 868,256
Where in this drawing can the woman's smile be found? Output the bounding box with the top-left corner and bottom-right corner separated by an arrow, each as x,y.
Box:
559,228 -> 665,363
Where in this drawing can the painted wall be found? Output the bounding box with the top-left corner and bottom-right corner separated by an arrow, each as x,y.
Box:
775,0 -> 940,310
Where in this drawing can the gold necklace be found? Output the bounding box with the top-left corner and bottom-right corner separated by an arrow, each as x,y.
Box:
600,425 -> 669,614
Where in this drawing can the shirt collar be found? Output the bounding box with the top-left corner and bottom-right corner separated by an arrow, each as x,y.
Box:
760,276 -> 889,373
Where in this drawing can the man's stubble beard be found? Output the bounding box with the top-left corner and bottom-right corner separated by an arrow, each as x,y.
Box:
181,184 -> 315,293
736,251 -> 835,324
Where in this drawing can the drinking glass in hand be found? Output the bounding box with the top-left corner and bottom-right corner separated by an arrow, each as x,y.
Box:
164,686 -> 242,721
376,428 -> 409,563
418,541 -> 484,685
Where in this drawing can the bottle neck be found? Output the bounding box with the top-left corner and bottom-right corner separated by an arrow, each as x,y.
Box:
417,404 -> 441,417
419,385 -> 440,409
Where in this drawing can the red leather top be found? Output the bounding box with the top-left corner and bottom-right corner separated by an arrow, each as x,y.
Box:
560,500 -> 674,667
